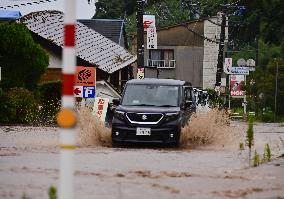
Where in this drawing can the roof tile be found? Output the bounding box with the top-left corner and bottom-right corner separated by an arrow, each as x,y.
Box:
18,10 -> 136,74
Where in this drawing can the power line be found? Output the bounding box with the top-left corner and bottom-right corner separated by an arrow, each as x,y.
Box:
0,0 -> 58,9
152,1 -> 225,45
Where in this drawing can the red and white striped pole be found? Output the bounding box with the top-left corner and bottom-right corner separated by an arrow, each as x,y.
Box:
56,1 -> 77,199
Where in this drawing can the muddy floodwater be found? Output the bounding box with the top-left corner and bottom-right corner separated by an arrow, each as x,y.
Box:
0,117 -> 284,198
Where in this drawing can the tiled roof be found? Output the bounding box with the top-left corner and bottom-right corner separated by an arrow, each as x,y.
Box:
78,19 -> 124,46
18,10 -> 136,74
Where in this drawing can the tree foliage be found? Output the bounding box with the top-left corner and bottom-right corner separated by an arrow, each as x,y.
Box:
0,22 -> 48,91
239,0 -> 284,46
94,0 -> 137,19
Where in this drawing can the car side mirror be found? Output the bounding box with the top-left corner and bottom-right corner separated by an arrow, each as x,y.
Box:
112,98 -> 121,106
185,100 -> 193,108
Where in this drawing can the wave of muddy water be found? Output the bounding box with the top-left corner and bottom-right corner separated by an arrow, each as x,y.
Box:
78,107 -> 243,149
1,109 -> 284,199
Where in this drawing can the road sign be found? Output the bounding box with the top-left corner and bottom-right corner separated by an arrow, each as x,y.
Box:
137,68 -> 145,79
230,75 -> 245,97
75,66 -> 96,86
230,67 -> 249,75
237,58 -> 246,67
74,66 -> 96,98
83,86 -> 96,98
74,86 -> 83,97
147,27 -> 157,49
246,59 -> 256,71
224,58 -> 232,74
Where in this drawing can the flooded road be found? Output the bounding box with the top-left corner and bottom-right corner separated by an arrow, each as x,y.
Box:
0,122 -> 284,199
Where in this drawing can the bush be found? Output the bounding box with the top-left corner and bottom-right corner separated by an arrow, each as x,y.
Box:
36,81 -> 62,124
261,109 -> 274,122
0,88 -> 39,124
0,22 -> 48,91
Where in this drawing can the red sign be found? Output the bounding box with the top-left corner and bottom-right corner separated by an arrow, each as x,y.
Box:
75,66 -> 96,86
143,20 -> 153,29
230,75 -> 245,97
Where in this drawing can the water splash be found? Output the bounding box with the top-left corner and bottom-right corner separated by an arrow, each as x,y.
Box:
180,108 -> 243,148
77,108 -> 242,148
78,108 -> 112,147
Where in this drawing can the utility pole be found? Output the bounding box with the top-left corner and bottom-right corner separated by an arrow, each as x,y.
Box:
137,0 -> 145,69
215,1 -> 227,87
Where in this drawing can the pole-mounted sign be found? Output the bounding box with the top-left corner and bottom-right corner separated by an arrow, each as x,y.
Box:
74,66 -> 96,98
143,15 -> 155,30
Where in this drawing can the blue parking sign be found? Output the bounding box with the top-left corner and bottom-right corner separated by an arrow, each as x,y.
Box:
83,86 -> 96,98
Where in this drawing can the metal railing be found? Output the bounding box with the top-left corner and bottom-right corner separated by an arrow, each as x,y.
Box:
147,59 -> 176,68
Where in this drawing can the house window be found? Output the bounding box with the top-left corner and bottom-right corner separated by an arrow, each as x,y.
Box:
148,49 -> 175,68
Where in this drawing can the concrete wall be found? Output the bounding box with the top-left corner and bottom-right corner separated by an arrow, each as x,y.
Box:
175,46 -> 203,87
202,16 -> 227,89
144,46 -> 203,87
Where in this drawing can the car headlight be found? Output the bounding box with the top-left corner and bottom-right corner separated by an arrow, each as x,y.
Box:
164,112 -> 180,122
113,110 -> 125,121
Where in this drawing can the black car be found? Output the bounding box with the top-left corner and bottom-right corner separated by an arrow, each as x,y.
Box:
111,78 -> 196,146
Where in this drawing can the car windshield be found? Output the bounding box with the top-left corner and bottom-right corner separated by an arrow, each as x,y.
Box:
122,84 -> 179,107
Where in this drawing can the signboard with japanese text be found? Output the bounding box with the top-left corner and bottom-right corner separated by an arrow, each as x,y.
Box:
230,75 -> 245,97
147,27 -> 157,49
92,97 -> 109,122
74,66 -> 96,98
143,15 -> 155,31
230,67 -> 249,75
137,68 -> 145,79
224,58 -> 232,74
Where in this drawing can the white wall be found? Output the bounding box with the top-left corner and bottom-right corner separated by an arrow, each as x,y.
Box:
46,48 -> 62,68
202,16 -> 228,89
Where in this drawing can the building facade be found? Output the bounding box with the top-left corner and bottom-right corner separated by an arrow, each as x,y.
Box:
132,17 -> 226,89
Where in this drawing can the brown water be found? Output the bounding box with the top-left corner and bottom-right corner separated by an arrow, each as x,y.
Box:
78,108 -> 243,148
180,109 -> 243,148
78,108 -> 111,147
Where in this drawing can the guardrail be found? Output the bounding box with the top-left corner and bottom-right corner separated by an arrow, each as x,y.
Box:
230,112 -> 243,120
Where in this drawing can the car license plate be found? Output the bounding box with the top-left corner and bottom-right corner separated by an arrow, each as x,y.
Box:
136,127 -> 151,136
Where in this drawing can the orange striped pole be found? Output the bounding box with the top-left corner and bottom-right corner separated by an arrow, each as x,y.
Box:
57,1 -> 77,199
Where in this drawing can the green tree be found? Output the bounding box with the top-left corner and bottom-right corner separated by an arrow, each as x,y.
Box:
0,22 -> 48,91
94,0 -> 137,19
239,0 -> 284,46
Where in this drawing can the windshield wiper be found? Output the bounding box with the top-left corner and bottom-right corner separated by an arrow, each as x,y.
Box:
157,105 -> 177,107
134,104 -> 156,106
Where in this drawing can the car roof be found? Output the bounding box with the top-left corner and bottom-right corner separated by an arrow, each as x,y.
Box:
126,78 -> 192,86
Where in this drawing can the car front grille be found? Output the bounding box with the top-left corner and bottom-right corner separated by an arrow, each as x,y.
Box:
126,113 -> 164,124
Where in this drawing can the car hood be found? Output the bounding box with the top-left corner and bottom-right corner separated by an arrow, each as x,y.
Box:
116,105 -> 180,113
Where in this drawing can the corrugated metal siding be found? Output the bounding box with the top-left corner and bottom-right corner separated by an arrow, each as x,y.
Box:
18,10 -> 136,74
